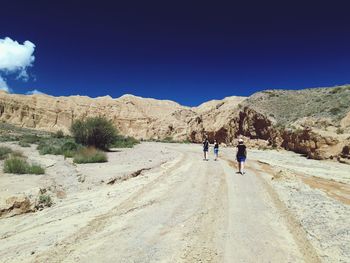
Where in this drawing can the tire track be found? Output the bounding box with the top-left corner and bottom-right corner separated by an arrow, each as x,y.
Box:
176,158 -> 227,263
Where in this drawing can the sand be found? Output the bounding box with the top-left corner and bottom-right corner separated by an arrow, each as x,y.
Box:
0,142 -> 349,262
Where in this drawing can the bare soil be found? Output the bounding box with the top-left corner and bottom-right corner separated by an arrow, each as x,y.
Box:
0,143 -> 349,262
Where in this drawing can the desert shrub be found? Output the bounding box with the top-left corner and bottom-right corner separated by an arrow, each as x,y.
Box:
71,117 -> 117,150
155,136 -> 177,143
19,140 -> 30,147
0,134 -> 19,142
37,138 -> 79,156
27,164 -> 45,174
330,87 -> 343,94
73,147 -> 108,164
63,150 -> 75,158
53,130 -> 65,138
38,144 -> 62,155
329,107 -> 341,115
0,146 -> 12,160
336,128 -> 344,134
61,141 -> 79,151
3,157 -> 45,174
111,135 -> 139,148
20,134 -> 42,144
3,158 -> 28,174
268,93 -> 278,98
62,141 -> 80,158
38,194 -> 53,208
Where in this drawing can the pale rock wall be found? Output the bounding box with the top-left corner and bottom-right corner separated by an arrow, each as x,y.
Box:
0,90 -> 349,162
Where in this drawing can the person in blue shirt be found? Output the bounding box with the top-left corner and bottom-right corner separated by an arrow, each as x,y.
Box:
213,139 -> 219,161
236,138 -> 247,174
203,137 -> 209,161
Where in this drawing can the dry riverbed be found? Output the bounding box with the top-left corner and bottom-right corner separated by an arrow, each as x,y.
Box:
0,142 -> 349,262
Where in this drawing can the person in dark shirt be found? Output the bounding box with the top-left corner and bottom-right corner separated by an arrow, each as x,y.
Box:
213,139 -> 219,161
236,138 -> 247,174
203,137 -> 209,161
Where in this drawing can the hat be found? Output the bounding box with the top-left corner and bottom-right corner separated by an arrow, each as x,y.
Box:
238,138 -> 243,143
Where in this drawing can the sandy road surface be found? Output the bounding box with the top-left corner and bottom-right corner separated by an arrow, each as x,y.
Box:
2,143 -> 346,262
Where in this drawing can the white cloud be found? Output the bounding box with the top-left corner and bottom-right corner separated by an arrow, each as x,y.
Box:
26,89 -> 45,95
0,76 -> 10,92
0,37 -> 36,90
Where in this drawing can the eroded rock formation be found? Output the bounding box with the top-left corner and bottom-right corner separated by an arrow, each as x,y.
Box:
1,86 -> 349,162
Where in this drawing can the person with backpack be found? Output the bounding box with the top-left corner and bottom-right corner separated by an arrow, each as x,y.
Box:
213,139 -> 219,161
203,137 -> 209,161
236,138 -> 247,174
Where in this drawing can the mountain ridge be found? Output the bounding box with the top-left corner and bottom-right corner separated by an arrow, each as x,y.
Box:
0,86 -> 349,162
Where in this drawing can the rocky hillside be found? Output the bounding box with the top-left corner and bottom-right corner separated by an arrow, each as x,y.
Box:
0,86 -> 349,162
0,91 -> 194,140
242,85 -> 350,129
238,85 -> 350,162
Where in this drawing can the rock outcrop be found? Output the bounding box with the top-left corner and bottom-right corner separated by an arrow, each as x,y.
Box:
280,128 -> 339,159
0,91 -> 193,140
0,195 -> 33,218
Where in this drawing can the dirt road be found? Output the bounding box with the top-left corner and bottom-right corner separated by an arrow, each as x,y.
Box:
3,143 -> 346,262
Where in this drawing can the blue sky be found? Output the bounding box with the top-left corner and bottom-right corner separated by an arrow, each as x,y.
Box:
1,0 -> 350,106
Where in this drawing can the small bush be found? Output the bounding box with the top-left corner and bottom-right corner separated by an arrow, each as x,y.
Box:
268,93 -> 278,98
62,141 -> 79,151
38,194 -> 53,208
53,130 -> 65,138
4,158 -> 29,174
162,136 -> 176,143
336,128 -> 344,134
20,134 -> 41,144
63,150 -> 75,158
73,147 -> 108,164
27,164 -> 45,175
0,146 -> 12,160
71,117 -> 117,150
37,138 -> 79,156
0,135 -> 19,142
111,135 -> 139,148
3,157 -> 45,174
329,107 -> 341,115
38,144 -> 62,155
62,141 -> 80,158
19,140 -> 31,147
330,87 -> 343,94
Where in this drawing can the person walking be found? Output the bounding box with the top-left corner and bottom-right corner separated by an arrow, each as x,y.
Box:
203,137 -> 209,161
236,138 -> 247,174
213,139 -> 219,161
